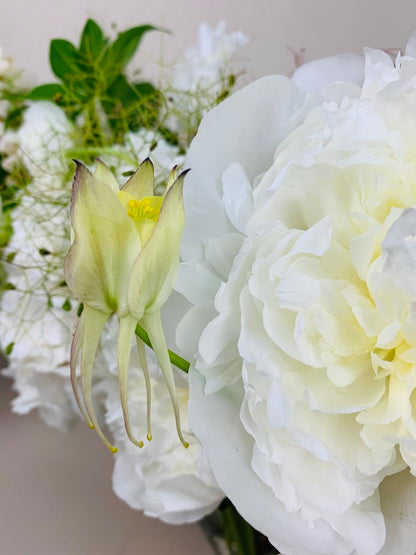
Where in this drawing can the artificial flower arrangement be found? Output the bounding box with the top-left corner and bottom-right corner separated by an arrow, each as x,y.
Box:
2,16 -> 416,555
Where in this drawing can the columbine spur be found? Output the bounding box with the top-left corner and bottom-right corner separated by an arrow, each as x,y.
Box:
65,158 -> 188,452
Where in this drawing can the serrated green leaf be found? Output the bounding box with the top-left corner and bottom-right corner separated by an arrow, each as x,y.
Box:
79,19 -> 106,60
101,25 -> 158,78
26,83 -> 66,101
50,39 -> 82,82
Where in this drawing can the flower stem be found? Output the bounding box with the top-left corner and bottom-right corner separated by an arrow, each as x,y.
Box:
134,322 -> 189,374
220,500 -> 256,555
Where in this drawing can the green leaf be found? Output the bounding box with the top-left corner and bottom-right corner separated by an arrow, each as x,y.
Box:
104,74 -> 137,105
26,83 -> 66,101
5,342 -> 14,355
4,105 -> 26,130
50,39 -> 81,82
101,25 -> 158,76
103,76 -> 161,131
79,19 -> 106,60
4,282 -> 16,290
62,299 -> 72,311
0,210 -> 12,248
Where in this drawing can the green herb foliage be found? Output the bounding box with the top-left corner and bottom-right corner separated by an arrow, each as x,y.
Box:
27,19 -> 165,147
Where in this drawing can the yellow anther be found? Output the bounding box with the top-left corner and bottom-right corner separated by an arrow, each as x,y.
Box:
127,199 -> 139,219
127,196 -> 163,222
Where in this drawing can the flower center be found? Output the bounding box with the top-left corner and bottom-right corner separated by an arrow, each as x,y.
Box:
127,196 -> 163,222
372,341 -> 414,378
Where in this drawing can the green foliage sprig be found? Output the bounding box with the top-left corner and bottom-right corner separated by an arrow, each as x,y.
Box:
27,19 -> 166,147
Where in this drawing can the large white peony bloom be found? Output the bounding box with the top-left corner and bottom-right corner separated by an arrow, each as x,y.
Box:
177,35 -> 416,554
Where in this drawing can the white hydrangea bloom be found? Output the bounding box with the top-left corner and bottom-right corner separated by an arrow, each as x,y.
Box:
178,34 -> 416,555
0,101 -> 77,429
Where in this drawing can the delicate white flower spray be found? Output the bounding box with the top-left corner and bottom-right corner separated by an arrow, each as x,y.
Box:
0,19 -> 246,524
179,34 -> 416,555
165,21 -> 247,144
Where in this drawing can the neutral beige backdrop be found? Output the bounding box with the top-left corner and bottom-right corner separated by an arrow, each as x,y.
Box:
2,0 -> 416,84
2,1 -> 416,554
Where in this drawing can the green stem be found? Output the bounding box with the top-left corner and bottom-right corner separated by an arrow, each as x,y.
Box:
221,502 -> 256,555
134,322 -> 189,374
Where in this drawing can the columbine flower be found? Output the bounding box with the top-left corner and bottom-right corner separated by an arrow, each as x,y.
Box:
178,34 -> 416,555
65,158 -> 188,452
95,323 -> 223,523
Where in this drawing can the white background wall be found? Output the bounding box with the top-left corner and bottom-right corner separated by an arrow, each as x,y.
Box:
2,0 -> 416,84
2,1 -> 416,554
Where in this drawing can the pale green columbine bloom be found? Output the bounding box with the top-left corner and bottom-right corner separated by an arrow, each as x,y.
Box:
64,159 -> 188,452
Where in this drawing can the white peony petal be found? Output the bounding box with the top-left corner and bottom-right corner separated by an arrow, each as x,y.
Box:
378,470 -> 416,555
292,53 -> 365,96
182,75 -> 309,261
189,369 -> 384,555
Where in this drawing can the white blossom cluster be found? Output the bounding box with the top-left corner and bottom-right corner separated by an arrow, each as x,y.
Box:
0,21 -> 246,523
166,21 -> 248,143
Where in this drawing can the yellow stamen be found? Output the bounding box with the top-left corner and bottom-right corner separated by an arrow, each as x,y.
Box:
127,196 -> 163,222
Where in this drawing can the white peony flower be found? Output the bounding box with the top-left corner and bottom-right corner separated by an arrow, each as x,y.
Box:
178,34 -> 416,555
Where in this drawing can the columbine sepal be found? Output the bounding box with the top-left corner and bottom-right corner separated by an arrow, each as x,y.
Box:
65,159 -> 188,451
